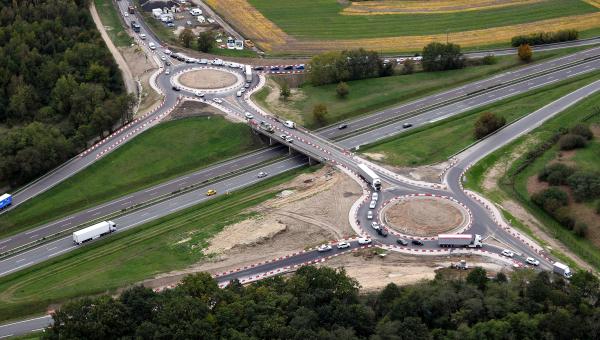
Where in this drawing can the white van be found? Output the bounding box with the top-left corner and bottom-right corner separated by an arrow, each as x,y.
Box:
190,8 -> 202,16
148,42 -> 156,50
236,90 -> 242,97
284,120 -> 296,129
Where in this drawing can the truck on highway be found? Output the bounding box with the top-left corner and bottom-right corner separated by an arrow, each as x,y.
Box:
245,65 -> 252,83
131,21 -> 141,33
438,234 -> 483,248
553,262 -> 573,279
0,193 -> 12,210
73,221 -> 117,245
357,164 -> 382,191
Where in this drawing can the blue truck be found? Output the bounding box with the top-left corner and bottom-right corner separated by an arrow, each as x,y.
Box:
0,194 -> 12,209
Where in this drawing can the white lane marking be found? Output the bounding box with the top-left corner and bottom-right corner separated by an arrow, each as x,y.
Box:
0,261 -> 34,276
15,258 -> 26,263
29,234 -> 38,239
47,247 -> 57,251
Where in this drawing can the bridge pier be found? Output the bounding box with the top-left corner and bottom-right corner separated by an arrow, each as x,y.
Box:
308,157 -> 319,166
269,137 -> 275,146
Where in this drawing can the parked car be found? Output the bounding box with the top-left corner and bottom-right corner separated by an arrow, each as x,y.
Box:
526,257 -> 540,266
257,171 -> 268,178
358,237 -> 372,245
501,249 -> 514,258
317,244 -> 332,252
337,241 -> 351,249
411,239 -> 424,246
396,239 -> 408,246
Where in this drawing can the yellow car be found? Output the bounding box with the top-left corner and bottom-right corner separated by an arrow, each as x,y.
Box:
206,189 -> 217,196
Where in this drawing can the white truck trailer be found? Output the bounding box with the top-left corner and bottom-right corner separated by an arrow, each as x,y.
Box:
553,262 -> 573,279
245,65 -> 252,83
73,221 -> 117,245
438,234 -> 483,248
357,164 -> 382,191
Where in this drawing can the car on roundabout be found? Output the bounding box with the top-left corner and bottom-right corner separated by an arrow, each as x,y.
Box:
367,210 -> 373,220
195,91 -> 205,98
378,228 -> 388,237
206,189 -> 217,196
165,69 -> 170,75
501,249 -> 514,258
317,244 -> 332,252
337,241 -> 351,249
371,222 -> 380,230
358,237 -> 372,245
172,85 -> 181,91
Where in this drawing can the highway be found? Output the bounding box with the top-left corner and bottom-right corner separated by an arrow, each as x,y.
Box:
2,1 -> 600,336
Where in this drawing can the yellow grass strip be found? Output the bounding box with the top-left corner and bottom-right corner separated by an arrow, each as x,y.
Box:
584,0 -> 600,8
204,0 -> 288,50
342,0 -> 545,15
284,11 -> 600,53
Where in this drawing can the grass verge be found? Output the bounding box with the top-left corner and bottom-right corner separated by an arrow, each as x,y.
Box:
0,117 -> 264,238
0,166 -> 310,323
94,0 -> 133,47
254,46 -> 591,128
360,71 -> 600,166
464,92 -> 600,270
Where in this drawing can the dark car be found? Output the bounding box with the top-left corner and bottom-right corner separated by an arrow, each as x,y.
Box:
338,123 -> 348,130
270,66 -> 280,71
165,60 -> 171,66
378,228 -> 389,237
402,123 -> 413,128
254,66 -> 265,71
411,239 -> 424,246
172,85 -> 181,91
295,65 -> 305,70
284,65 -> 294,70
396,239 -> 408,246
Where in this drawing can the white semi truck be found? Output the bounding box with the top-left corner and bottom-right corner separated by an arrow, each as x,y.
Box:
73,221 -> 117,245
245,65 -> 252,83
553,262 -> 573,279
357,164 -> 382,191
438,234 -> 483,248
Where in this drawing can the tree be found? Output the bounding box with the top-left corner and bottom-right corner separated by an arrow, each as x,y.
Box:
179,28 -> 195,48
312,103 -> 328,126
531,187 -> 569,214
538,163 -> 575,186
402,59 -> 415,74
570,124 -> 593,140
559,133 -> 587,150
197,31 -> 214,53
336,81 -> 349,98
280,82 -> 291,100
422,42 -> 465,72
518,44 -> 532,62
567,171 -> 600,201
473,112 -> 506,139
466,267 -> 489,290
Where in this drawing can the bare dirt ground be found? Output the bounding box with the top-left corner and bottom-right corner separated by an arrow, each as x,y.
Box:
140,166 -> 361,289
179,69 -> 238,89
316,249 -> 509,291
261,78 -> 306,124
382,197 -> 467,236
388,161 -> 449,183
120,46 -> 161,117
169,100 -> 235,121
342,0 -> 543,15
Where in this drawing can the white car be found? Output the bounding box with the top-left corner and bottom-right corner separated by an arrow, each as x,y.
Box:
526,257 -> 540,266
195,92 -> 205,97
139,33 -> 147,40
371,222 -> 380,230
369,200 -> 377,209
244,112 -> 254,119
367,210 -> 373,220
372,192 -> 379,201
148,42 -> 156,50
317,244 -> 332,252
160,55 -> 166,61
257,171 -> 268,178
501,249 -> 514,258
358,237 -> 372,245
164,49 -> 172,55
337,241 -> 351,249
212,98 -> 223,104
165,69 -> 170,75
124,12 -> 129,17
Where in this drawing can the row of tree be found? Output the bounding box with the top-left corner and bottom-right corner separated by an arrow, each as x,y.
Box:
511,30 -> 579,47
0,0 -> 134,186
308,48 -> 393,85
44,266 -> 599,339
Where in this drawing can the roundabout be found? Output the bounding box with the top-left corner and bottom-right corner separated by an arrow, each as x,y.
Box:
380,195 -> 471,238
173,66 -> 244,94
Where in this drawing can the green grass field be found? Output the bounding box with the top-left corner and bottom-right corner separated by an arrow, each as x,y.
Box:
360,71 -> 600,167
464,92 -> 600,270
94,0 -> 133,47
0,117 -> 264,238
248,0 -> 596,39
0,167 -> 309,323
255,47 -> 591,128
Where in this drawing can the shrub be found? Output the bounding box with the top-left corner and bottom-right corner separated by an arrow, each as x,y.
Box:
403,59 -> 415,74
312,104 -> 328,126
538,163 -> 575,185
531,187 -> 569,214
567,171 -> 600,202
336,82 -> 349,98
518,44 -> 532,62
511,30 -> 579,47
559,133 -> 587,150
554,208 -> 575,230
474,112 -> 506,139
280,82 -> 291,100
482,55 -> 497,65
574,222 -> 588,237
570,124 -> 593,140
196,31 -> 214,52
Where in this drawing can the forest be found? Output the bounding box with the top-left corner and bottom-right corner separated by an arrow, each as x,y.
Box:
45,266 -> 600,339
0,0 -> 133,187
